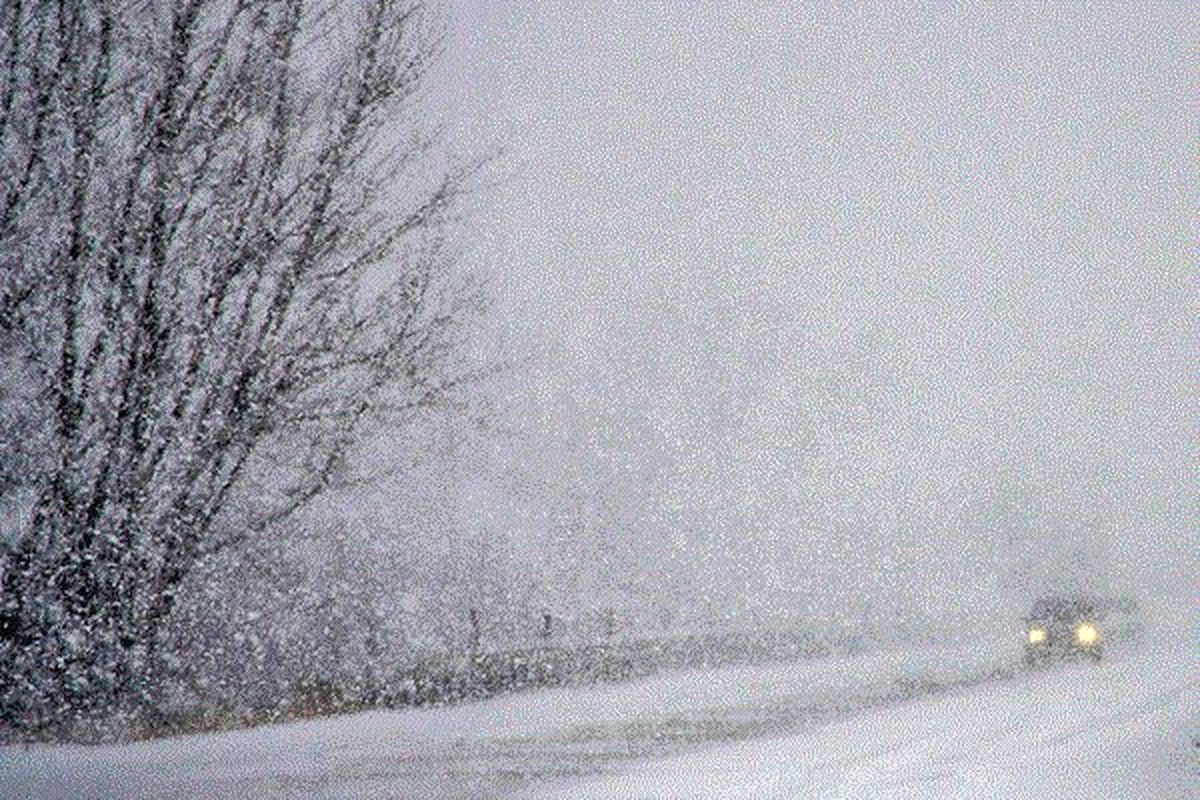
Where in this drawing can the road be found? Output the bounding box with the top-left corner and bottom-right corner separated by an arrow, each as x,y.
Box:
527,637 -> 1197,800
1,635 -> 1194,799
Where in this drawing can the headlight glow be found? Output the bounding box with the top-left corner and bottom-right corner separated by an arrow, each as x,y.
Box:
1074,622 -> 1099,646
1027,627 -> 1047,645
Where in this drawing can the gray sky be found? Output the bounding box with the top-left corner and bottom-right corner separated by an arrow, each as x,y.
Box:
435,2 -> 1196,624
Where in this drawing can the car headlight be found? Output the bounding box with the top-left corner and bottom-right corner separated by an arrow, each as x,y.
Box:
1074,622 -> 1099,646
1027,627 -> 1047,645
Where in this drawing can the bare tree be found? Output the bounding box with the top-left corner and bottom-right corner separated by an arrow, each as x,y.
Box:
0,0 -> 486,736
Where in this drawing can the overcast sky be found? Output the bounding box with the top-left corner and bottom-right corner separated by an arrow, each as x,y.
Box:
432,2 -> 1196,624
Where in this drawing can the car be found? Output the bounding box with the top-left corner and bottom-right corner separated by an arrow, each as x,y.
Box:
1022,594 -> 1105,666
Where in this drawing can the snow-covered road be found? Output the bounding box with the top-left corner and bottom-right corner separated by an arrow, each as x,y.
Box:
529,638 -> 1198,800
2,633 -> 1195,799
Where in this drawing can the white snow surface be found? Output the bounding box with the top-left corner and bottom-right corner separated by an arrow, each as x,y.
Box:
1,630 -> 1195,799
527,639 -> 1198,800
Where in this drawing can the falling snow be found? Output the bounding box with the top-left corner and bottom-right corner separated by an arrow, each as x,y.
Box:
1,1 -> 1195,798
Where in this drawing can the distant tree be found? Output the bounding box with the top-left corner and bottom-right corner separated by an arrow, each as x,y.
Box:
0,0 -> 486,736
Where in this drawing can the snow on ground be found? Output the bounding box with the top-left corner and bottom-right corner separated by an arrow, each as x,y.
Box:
0,630 -> 1194,799
526,636 -> 1198,800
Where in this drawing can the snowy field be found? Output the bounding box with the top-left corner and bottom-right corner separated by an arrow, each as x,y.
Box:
1,631 -> 1195,799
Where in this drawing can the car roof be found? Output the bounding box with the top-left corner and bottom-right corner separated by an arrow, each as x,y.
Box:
1029,594 -> 1099,617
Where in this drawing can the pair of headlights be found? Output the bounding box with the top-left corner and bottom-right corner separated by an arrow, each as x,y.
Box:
1026,622 -> 1099,646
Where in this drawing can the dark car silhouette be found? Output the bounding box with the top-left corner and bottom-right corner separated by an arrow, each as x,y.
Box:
1022,594 -> 1104,666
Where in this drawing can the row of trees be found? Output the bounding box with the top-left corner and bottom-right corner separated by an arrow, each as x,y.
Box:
0,0 -> 488,736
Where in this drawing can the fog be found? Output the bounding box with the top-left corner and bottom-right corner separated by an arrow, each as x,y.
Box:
433,1 -> 1195,631
2,2 -> 1195,788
